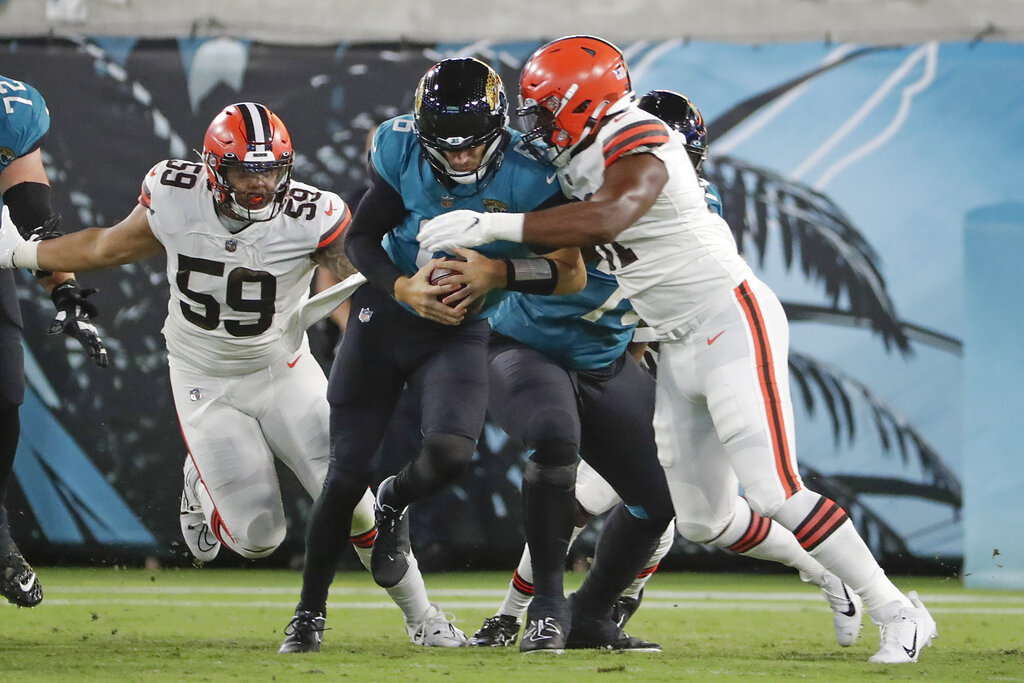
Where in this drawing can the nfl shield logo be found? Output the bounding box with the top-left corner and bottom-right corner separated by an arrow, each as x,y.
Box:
225,239 -> 237,252
189,388 -> 202,401
441,195 -> 454,209
358,307 -> 373,323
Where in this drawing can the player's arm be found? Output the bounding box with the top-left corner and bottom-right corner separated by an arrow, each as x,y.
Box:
345,166 -> 462,325
520,154 -> 667,247
437,245 -> 586,312
7,204 -> 163,273
0,148 -> 78,290
418,154 -> 667,252
312,230 -> 358,282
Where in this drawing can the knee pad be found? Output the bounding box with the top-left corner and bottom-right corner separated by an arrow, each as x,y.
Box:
526,440 -> 578,468
524,458 -> 577,491
525,408 -> 578,443
420,432 -> 476,480
231,509 -> 286,559
674,518 -> 726,545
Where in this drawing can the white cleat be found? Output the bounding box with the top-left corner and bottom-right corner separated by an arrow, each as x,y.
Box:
869,591 -> 937,663
180,457 -> 220,562
818,572 -> 863,647
408,603 -> 468,647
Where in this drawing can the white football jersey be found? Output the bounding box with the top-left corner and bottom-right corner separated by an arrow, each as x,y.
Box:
557,106 -> 753,340
140,159 -> 351,375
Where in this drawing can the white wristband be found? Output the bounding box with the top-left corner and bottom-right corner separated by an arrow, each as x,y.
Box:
12,240 -> 40,271
489,212 -> 525,243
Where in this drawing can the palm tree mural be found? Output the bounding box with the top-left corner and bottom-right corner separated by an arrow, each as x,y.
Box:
698,52 -> 963,568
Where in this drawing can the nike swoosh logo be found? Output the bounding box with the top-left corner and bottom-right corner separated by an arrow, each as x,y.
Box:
707,331 -> 725,345
287,355 -> 302,368
546,173 -> 557,184
840,585 -> 857,617
902,626 -> 918,659
325,202 -> 335,216
18,574 -> 36,592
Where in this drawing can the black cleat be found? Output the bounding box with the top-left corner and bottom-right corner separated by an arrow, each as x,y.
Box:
370,475 -> 411,589
611,588 -> 644,629
0,552 -> 43,608
470,614 -> 522,647
564,591 -> 661,652
519,598 -> 569,654
278,609 -> 326,653
608,633 -> 663,652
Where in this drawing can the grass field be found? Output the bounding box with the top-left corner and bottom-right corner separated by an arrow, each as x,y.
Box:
1,568 -> 1022,682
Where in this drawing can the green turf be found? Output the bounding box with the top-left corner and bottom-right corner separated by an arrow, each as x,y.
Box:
1,568 -> 1022,682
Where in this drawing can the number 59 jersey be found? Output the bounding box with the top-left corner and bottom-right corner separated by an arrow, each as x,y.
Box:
139,159 -> 351,376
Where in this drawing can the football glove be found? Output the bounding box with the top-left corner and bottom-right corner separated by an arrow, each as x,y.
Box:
49,279 -> 109,368
417,209 -> 524,253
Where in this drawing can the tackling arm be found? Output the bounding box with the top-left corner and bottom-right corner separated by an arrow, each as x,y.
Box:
520,154 -> 668,247
417,154 -> 668,252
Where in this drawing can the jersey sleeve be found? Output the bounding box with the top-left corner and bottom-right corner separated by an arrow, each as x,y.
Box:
1,77 -> 50,159
316,192 -> 352,248
601,117 -> 671,167
138,161 -> 164,209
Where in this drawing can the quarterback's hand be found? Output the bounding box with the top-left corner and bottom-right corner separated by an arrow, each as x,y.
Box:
49,280 -> 109,368
417,209 -> 525,253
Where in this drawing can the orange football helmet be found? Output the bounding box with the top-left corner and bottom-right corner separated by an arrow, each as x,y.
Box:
202,102 -> 293,222
517,35 -> 634,166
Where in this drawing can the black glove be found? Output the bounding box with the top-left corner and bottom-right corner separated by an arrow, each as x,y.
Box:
49,279 -> 109,368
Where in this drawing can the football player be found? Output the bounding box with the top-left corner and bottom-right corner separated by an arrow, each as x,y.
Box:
418,37 -> 937,664
0,75 -> 108,608
0,102 -> 464,648
284,57 -> 587,653
471,90 -> 861,652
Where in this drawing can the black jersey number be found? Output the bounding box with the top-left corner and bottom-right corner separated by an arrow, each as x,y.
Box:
177,255 -> 277,337
595,242 -> 638,271
160,160 -> 203,190
283,188 -> 322,220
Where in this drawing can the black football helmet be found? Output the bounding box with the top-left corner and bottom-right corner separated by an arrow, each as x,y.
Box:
638,90 -> 708,170
414,57 -> 509,187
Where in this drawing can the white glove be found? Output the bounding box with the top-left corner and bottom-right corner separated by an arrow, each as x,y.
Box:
0,206 -> 39,270
417,209 -> 525,253
277,271 -> 367,353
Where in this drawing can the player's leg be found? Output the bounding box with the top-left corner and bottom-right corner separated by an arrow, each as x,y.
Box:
261,349 -> 463,646
0,318 -> 39,608
369,318 -> 490,594
171,366 -> 286,560
487,335 -> 580,653
286,285 -> 408,653
705,278 -> 935,662
572,461 -> 672,629
570,354 -> 674,649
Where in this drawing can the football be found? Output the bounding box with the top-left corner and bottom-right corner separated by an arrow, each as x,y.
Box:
429,260 -> 484,314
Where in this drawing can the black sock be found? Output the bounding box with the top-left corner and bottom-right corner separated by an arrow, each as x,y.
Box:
574,504 -> 668,619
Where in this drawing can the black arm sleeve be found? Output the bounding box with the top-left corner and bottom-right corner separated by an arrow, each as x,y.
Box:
343,164 -> 410,296
2,181 -> 59,237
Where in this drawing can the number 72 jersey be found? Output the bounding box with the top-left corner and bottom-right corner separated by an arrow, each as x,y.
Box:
139,159 -> 350,376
